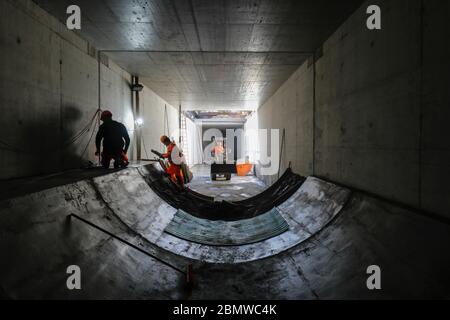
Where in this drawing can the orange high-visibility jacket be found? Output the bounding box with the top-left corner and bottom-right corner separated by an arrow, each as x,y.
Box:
162,143 -> 182,175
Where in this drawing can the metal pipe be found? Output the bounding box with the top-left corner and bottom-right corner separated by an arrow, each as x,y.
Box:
67,213 -> 186,275
312,51 -> 316,176
134,76 -> 142,161
97,50 -> 102,165
179,104 -> 182,144
95,50 -> 315,54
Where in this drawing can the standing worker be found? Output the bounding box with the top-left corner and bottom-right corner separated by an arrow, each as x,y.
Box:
160,135 -> 184,187
213,139 -> 225,163
95,110 -> 130,169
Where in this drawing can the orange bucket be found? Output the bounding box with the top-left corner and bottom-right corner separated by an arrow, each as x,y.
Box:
236,163 -> 253,176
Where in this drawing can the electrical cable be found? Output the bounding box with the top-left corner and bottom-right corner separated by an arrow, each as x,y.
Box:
0,109 -> 101,155
141,133 -> 150,160
79,111 -> 100,165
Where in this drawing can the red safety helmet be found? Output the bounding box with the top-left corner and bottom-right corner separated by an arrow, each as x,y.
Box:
100,110 -> 112,121
160,135 -> 171,144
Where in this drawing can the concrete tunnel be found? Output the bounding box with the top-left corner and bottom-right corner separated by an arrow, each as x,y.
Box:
1,0 -> 450,301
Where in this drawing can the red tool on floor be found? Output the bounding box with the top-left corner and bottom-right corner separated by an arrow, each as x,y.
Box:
186,263 -> 195,290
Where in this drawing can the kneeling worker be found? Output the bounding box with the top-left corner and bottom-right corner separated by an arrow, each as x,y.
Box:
95,110 -> 130,169
160,135 -> 184,187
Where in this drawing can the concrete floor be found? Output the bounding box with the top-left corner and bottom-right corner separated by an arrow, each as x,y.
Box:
188,165 -> 267,202
2,163 -> 450,299
0,161 -> 153,201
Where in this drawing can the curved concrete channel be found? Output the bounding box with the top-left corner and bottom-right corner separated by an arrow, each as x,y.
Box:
92,166 -> 350,263
2,163 -> 450,299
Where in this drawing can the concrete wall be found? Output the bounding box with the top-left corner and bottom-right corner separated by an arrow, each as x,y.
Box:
257,61 -> 314,185
0,0 -> 177,179
256,0 -> 450,217
421,1 -> 450,216
140,86 -> 179,158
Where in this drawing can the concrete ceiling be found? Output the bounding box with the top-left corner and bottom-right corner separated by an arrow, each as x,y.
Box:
185,110 -> 250,127
33,0 -> 364,110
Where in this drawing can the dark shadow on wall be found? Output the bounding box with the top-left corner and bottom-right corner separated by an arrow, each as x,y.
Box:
0,285 -> 10,300
12,105 -> 92,178
61,104 -> 97,171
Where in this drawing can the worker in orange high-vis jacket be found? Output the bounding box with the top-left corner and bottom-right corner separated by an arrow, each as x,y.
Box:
160,135 -> 184,188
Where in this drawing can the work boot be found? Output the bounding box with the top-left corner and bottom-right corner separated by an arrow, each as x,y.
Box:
114,157 -> 123,169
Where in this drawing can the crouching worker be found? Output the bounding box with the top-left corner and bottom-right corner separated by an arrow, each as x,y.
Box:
95,110 -> 130,169
160,135 -> 184,188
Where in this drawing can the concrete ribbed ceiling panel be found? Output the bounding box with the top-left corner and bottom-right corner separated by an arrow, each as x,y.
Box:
33,0 -> 364,110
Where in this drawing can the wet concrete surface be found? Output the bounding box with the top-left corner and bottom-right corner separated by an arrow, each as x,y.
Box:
164,208 -> 289,246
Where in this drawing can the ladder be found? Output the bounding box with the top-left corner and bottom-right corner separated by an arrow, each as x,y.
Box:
180,114 -> 189,164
